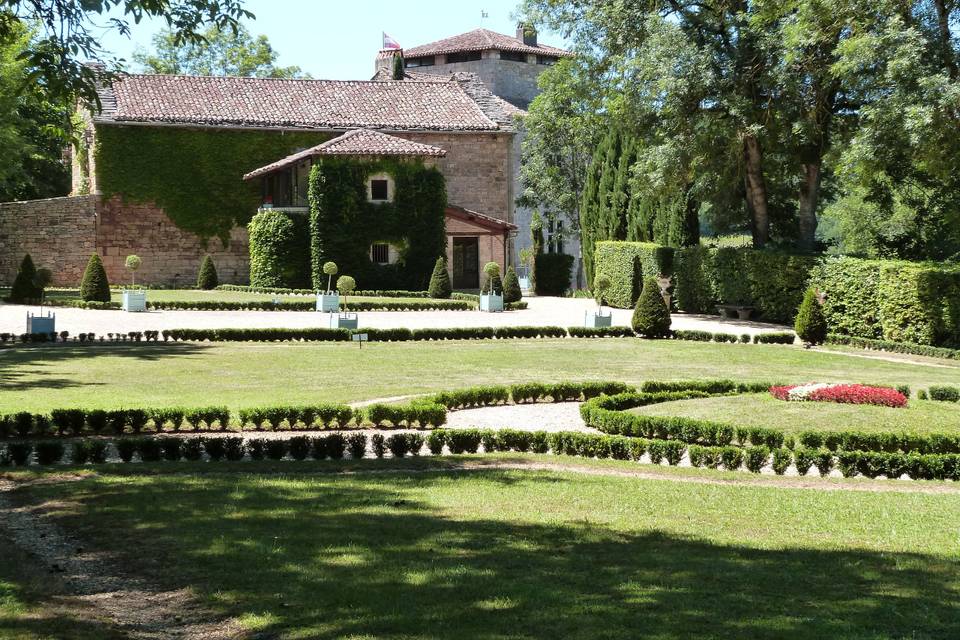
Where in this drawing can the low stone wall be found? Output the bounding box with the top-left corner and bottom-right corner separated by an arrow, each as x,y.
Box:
0,196 -> 98,286
97,197 -> 249,287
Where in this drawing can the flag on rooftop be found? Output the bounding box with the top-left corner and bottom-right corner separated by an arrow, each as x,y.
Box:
383,32 -> 401,50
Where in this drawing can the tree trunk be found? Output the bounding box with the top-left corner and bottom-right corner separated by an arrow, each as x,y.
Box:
797,160 -> 821,250
933,0 -> 958,80
743,133 -> 769,247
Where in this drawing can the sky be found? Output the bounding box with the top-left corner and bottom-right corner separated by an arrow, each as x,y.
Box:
97,0 -> 568,80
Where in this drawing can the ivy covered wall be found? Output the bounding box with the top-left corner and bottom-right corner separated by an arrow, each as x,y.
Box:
309,157 -> 447,290
94,125 -> 332,243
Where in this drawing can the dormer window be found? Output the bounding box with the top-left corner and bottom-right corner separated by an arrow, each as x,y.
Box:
367,173 -> 394,203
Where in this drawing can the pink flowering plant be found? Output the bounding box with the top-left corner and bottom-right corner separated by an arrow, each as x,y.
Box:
770,383 -> 907,408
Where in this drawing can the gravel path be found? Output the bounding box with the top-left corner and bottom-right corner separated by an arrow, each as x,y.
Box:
445,402 -> 592,432
0,296 -> 790,337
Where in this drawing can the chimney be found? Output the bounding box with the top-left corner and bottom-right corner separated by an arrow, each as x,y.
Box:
375,48 -> 404,78
516,23 -> 537,47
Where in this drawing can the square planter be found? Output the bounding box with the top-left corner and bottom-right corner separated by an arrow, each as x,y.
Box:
518,276 -> 531,291
480,293 -> 503,312
26,311 -> 55,334
122,289 -> 147,312
585,311 -> 612,328
329,312 -> 358,329
316,292 -> 340,313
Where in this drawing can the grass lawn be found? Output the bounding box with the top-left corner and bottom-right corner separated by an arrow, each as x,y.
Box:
631,393 -> 960,435
1,339 -> 958,413
3,458 -> 959,639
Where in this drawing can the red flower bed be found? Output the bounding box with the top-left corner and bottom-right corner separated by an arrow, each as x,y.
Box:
807,384 -> 908,408
769,385 -> 792,401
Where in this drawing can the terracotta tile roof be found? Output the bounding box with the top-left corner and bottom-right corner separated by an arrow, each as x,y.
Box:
446,205 -> 517,232
96,74 -> 499,132
405,28 -> 570,59
243,129 -> 446,180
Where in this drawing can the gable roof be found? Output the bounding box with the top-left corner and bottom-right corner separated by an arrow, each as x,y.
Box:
445,205 -> 517,232
95,74 -> 500,132
404,28 -> 570,59
242,129 -> 446,180
368,69 -> 527,121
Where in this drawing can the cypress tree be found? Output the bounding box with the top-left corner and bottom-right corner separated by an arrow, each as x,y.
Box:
79,253 -> 111,302
502,265 -> 522,303
427,256 -> 452,299
795,287 -> 827,345
631,277 -> 671,338
197,255 -> 218,290
392,54 -> 405,80
9,254 -> 40,303
530,212 -> 544,293
579,132 -> 609,287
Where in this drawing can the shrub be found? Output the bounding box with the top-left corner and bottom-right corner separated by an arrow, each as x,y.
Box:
224,437 -> 245,461
204,438 -> 227,461
9,254 -> 42,303
918,389 -> 929,400
116,439 -> 138,462
447,429 -> 482,454
720,446 -> 743,470
326,433 -> 346,459
754,332 -> 796,344
197,255 -> 219,290
347,433 -> 368,459
745,446 -> 769,473
795,287 -> 828,345
265,439 -> 288,460
771,448 -> 792,475
310,436 -> 327,460
288,436 -> 311,460
794,447 -> 815,476
248,209 -> 311,289
407,433 -> 425,456
13,413 -> 32,438
427,256 -> 452,299
387,434 -> 410,458
138,438 -> 162,462
248,438 -> 267,460
87,410 -> 108,434
8,442 -> 32,466
534,253 -> 574,296
632,278 -> 671,338
814,450 -> 835,477
35,441 -> 65,465
928,386 -> 960,402
502,265 -> 522,303
593,241 -> 674,308
371,434 -> 386,458
183,438 -> 205,461
79,254 -> 111,302
160,438 -> 183,461
481,262 -> 502,295
427,431 -> 445,455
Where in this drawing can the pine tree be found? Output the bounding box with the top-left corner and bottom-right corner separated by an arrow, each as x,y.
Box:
427,256 -> 452,299
631,277 -> 671,337
197,255 -> 218,290
79,253 -> 111,302
9,254 -> 40,303
794,287 -> 827,345
502,265 -> 522,303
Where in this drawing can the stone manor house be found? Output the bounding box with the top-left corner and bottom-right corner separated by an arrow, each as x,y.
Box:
0,26 -> 574,289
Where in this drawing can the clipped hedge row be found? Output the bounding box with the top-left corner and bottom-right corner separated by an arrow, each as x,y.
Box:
431,381 -> 633,410
593,241 -> 673,308
825,334 -> 960,360
237,404 -> 354,430
145,299 -> 474,312
1,406 -> 230,437
364,402 -> 447,428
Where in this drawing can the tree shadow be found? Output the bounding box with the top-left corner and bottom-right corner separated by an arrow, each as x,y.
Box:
12,465 -> 960,640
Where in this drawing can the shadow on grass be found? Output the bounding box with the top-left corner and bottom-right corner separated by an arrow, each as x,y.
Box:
10,463 -> 960,640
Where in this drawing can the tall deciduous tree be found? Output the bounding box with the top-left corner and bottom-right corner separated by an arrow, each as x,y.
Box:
133,24 -> 306,78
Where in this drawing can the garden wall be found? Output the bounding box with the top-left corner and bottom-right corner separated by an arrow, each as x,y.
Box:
0,196 -> 97,286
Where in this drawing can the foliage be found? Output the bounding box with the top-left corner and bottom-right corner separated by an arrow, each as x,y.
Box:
794,288 -> 828,345
133,24 -> 305,78
593,241 -> 673,309
8,253 -> 40,302
502,265 -> 522,303
197,255 -> 218,290
631,277 -> 671,338
427,256 -> 452,299
928,386 -> 960,403
79,253 -> 109,302
309,156 -> 446,290
247,209 -> 311,289
533,253 -> 573,296
95,126 -> 331,242
481,262 -> 502,295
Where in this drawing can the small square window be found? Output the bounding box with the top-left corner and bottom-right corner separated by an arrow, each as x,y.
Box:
370,179 -> 389,201
371,243 -> 390,264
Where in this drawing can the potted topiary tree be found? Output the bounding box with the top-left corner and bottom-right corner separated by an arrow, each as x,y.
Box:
316,261 -> 340,312
517,248 -> 533,291
122,254 -> 146,312
586,274 -> 612,327
329,275 -> 358,329
479,262 -> 504,312
26,267 -> 55,335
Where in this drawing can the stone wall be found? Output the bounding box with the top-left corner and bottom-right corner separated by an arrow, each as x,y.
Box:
97,196 -> 249,287
0,196 -> 98,286
399,131 -> 513,224
414,50 -> 547,109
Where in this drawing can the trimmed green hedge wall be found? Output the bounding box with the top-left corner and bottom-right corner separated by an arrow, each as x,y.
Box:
593,241 -> 674,309
95,125 -> 332,242
533,253 -> 574,296
248,209 -> 311,289
309,156 -> 446,290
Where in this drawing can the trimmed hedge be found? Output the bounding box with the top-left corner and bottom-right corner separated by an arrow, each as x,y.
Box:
593,241 -> 673,308
237,404 -> 354,429
363,402 -> 447,428
533,253 -> 575,296
248,209 -> 312,289
824,334 -> 960,360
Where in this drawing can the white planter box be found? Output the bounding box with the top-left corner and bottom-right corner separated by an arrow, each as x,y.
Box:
26,312 -> 55,334
329,312 -> 358,329
518,276 -> 531,291
316,292 -> 340,312
585,311 -> 612,328
480,293 -> 504,312
122,289 -> 147,312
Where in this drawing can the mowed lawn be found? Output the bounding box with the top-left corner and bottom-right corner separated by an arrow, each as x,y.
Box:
3,459 -> 959,639
633,393 -> 960,435
1,340 -> 958,413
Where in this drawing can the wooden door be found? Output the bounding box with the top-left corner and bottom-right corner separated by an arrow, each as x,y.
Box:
452,237 -> 479,289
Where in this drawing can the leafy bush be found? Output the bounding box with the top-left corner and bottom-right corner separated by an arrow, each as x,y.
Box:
632,278 -> 671,338
8,442 -> 31,466
814,450 -> 835,477
288,436 -> 311,461
754,332 -> 796,345
533,253 -> 574,296
481,262 -> 502,295
347,433 -> 368,459
720,447 -> 743,470
407,433 -> 425,456
9,254 -> 42,303
326,433 -> 346,459
387,434 -> 410,458
183,438 -> 205,461
197,255 -> 219,290
426,431 -> 445,455
795,288 -> 828,345
116,439 -> 138,462
248,209 -> 311,289
310,436 -> 327,460
502,265 -> 522,303
794,447 -> 815,476
929,386 -> 960,402
204,438 -> 227,461
371,434 -> 386,458
138,438 -> 162,462
79,254 -> 110,302
265,439 -> 288,460
35,441 -> 64,465
160,438 -> 183,461
248,438 -> 267,460
446,429 -> 482,454
427,256 -> 452,299
771,448 -> 792,475
745,446 -> 769,473
593,241 -> 673,308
